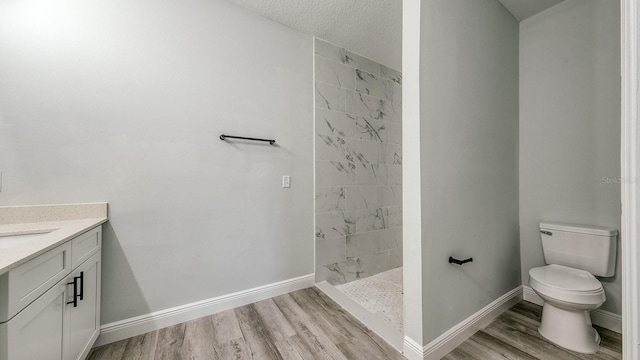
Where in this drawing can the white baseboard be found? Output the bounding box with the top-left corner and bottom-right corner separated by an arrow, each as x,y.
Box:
591,308 -> 623,334
522,285 -> 622,333
403,286 -> 523,360
403,336 -> 425,360
94,274 -> 315,347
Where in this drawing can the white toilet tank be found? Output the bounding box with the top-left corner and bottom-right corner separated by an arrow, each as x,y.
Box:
540,222 -> 618,277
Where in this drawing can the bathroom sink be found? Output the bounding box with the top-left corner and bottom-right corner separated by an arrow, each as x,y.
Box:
0,230 -> 57,249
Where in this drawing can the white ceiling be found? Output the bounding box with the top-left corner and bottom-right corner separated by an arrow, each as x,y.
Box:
224,0 -> 565,72
224,0 -> 402,70
497,0 -> 565,21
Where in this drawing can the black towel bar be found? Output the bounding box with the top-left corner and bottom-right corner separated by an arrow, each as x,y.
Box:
220,134 -> 276,145
449,256 -> 473,265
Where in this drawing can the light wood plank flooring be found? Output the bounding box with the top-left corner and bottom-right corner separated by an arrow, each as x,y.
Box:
444,301 -> 622,360
88,287 -> 404,360
89,289 -> 622,360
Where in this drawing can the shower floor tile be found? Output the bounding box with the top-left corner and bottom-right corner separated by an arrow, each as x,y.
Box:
334,267 -> 403,330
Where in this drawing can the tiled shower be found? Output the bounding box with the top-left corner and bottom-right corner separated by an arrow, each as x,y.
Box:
313,38 -> 403,329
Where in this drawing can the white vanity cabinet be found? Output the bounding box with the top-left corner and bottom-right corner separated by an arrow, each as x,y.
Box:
63,251 -> 101,360
0,226 -> 102,360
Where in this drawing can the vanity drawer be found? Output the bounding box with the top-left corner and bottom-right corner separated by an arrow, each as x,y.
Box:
0,242 -> 71,323
71,226 -> 101,269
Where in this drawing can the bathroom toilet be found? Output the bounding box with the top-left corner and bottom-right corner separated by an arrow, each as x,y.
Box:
528,222 -> 617,354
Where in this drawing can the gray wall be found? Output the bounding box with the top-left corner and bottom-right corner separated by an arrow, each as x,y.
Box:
519,0 -> 622,314
0,0 -> 314,324
418,0 -> 520,343
313,39 -> 403,285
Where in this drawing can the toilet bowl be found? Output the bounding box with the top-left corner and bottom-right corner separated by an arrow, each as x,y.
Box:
529,264 -> 605,354
530,222 -> 617,354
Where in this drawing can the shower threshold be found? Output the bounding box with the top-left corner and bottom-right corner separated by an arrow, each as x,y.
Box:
315,267 -> 404,351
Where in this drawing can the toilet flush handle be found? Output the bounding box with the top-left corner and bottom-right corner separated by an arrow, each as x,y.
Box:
541,230 -> 553,236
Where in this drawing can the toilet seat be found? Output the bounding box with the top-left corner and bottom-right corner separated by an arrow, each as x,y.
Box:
529,265 -> 605,306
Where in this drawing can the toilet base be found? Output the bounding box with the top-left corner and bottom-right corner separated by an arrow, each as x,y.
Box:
538,302 -> 600,354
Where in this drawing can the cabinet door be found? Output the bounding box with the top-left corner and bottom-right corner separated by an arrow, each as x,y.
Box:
63,251 -> 101,360
0,280 -> 65,360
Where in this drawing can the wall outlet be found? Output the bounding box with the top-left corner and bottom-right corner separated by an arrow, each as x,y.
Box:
282,175 -> 291,188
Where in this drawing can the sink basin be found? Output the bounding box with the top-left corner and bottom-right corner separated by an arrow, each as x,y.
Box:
0,230 -> 57,249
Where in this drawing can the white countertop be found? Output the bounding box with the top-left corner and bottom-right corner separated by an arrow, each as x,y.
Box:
0,203 -> 108,275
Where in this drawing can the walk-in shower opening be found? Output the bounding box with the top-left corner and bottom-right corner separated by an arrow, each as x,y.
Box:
313,37 -> 403,344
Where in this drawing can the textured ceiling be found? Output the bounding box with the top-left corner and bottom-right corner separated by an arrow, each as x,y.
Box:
223,0 -> 402,70
224,0 -> 565,71
497,0 -> 565,21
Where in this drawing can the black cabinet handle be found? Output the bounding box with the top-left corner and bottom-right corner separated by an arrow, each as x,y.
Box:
78,271 -> 84,301
67,276 -> 79,307
66,272 -> 84,307
449,256 -> 473,265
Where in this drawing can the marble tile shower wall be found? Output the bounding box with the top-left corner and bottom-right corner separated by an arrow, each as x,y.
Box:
314,38 -> 402,286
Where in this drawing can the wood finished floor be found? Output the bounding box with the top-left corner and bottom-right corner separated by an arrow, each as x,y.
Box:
88,287 -> 403,360
89,289 -> 622,360
444,301 -> 622,360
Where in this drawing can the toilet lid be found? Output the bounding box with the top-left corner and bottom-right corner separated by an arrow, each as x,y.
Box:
529,264 -> 602,292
